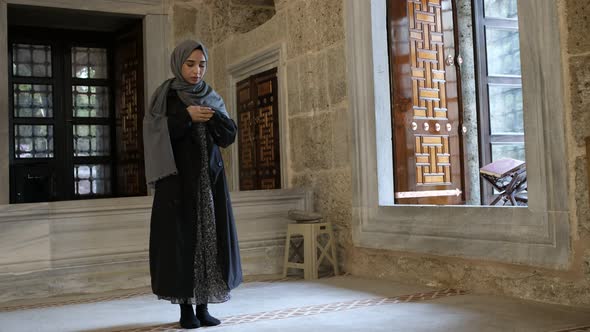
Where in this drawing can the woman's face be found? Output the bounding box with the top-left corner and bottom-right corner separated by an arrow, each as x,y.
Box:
181,49 -> 207,84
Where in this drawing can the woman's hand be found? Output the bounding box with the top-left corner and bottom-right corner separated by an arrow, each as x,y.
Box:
187,105 -> 215,122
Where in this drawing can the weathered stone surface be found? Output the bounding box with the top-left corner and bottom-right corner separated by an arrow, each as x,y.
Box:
332,105 -> 350,168
208,0 -> 276,45
348,248 -> 590,306
299,52 -> 329,113
583,248 -> 590,275
327,42 -> 347,106
211,13 -> 232,45
286,0 -> 307,59
291,171 -> 314,190
287,0 -> 344,59
569,55 -> 590,145
231,0 -> 274,7
210,44 -> 227,90
273,0 -> 289,12
566,0 -> 590,54
191,4 -> 213,47
173,4 -> 197,41
223,10 -> 285,64
230,6 -> 275,35
289,113 -> 333,172
250,10 -> 285,51
308,0 -> 344,48
286,58 -> 302,116
313,168 -> 352,227
576,156 -> 590,236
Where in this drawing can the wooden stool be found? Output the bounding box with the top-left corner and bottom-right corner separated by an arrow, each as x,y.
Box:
282,221 -> 339,280
480,158 -> 528,206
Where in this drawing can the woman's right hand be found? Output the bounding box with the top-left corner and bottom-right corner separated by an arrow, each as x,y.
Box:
187,105 -> 215,122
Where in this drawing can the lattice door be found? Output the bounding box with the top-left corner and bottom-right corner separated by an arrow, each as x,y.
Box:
388,0 -> 464,204
114,27 -> 146,196
237,68 -> 281,190
237,79 -> 257,190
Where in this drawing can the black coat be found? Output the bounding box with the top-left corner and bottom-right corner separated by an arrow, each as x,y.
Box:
149,91 -> 242,299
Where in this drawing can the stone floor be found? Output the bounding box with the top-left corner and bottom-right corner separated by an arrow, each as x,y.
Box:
1,275 -> 589,332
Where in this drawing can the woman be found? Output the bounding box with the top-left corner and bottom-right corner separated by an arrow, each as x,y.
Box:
143,40 -> 242,329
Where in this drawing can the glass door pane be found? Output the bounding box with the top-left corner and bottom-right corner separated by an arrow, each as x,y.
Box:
12,44 -> 52,77
488,85 -> 523,135
484,0 -> 518,19
485,27 -> 521,76
71,47 -> 108,79
72,86 -> 110,118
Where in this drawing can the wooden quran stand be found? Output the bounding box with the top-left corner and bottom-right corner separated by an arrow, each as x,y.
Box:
480,158 -> 528,206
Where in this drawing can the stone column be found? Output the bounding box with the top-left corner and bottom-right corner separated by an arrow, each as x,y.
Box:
456,0 -> 481,205
143,14 -> 171,107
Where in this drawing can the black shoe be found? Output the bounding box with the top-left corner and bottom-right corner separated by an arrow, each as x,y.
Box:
179,304 -> 201,329
196,304 -> 221,326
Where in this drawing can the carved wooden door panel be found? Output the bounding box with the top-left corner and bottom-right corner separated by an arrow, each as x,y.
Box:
253,69 -> 281,189
237,78 -> 257,190
114,25 -> 146,196
388,0 -> 464,204
237,68 -> 280,190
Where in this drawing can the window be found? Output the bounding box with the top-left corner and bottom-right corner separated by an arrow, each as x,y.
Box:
474,0 -> 525,203
385,0 -> 525,205
8,27 -> 146,203
346,0 -> 569,267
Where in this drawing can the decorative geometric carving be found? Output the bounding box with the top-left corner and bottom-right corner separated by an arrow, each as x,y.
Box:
257,80 -> 272,96
119,163 -> 141,194
257,106 -> 275,168
255,76 -> 280,189
238,69 -> 280,191
408,0 -> 453,187
115,37 -> 145,196
239,109 -> 257,191
414,135 -> 451,185
120,61 -> 139,153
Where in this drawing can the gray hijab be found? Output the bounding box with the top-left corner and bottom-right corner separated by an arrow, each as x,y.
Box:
143,40 -> 229,187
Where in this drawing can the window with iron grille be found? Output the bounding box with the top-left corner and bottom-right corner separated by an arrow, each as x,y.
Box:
8,27 -> 145,203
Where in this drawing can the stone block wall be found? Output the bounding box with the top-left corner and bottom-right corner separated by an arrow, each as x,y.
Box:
195,0 -> 354,268
170,0 -> 274,48
170,0 -> 590,307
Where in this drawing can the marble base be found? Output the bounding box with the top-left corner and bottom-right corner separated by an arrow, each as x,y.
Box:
0,188 -> 311,303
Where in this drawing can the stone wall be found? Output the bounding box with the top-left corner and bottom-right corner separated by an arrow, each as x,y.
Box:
344,0 -> 590,307
170,0 -> 275,49
176,0 -> 590,307
191,0 -> 354,267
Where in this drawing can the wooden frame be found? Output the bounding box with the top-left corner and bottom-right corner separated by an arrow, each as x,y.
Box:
472,0 -> 524,204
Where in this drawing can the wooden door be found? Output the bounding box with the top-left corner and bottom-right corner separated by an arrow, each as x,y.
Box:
388,0 -> 464,204
237,68 -> 281,190
237,78 -> 257,190
114,24 -> 146,196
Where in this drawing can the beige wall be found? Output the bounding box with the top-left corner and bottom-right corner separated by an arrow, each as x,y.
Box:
177,0 -> 590,306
